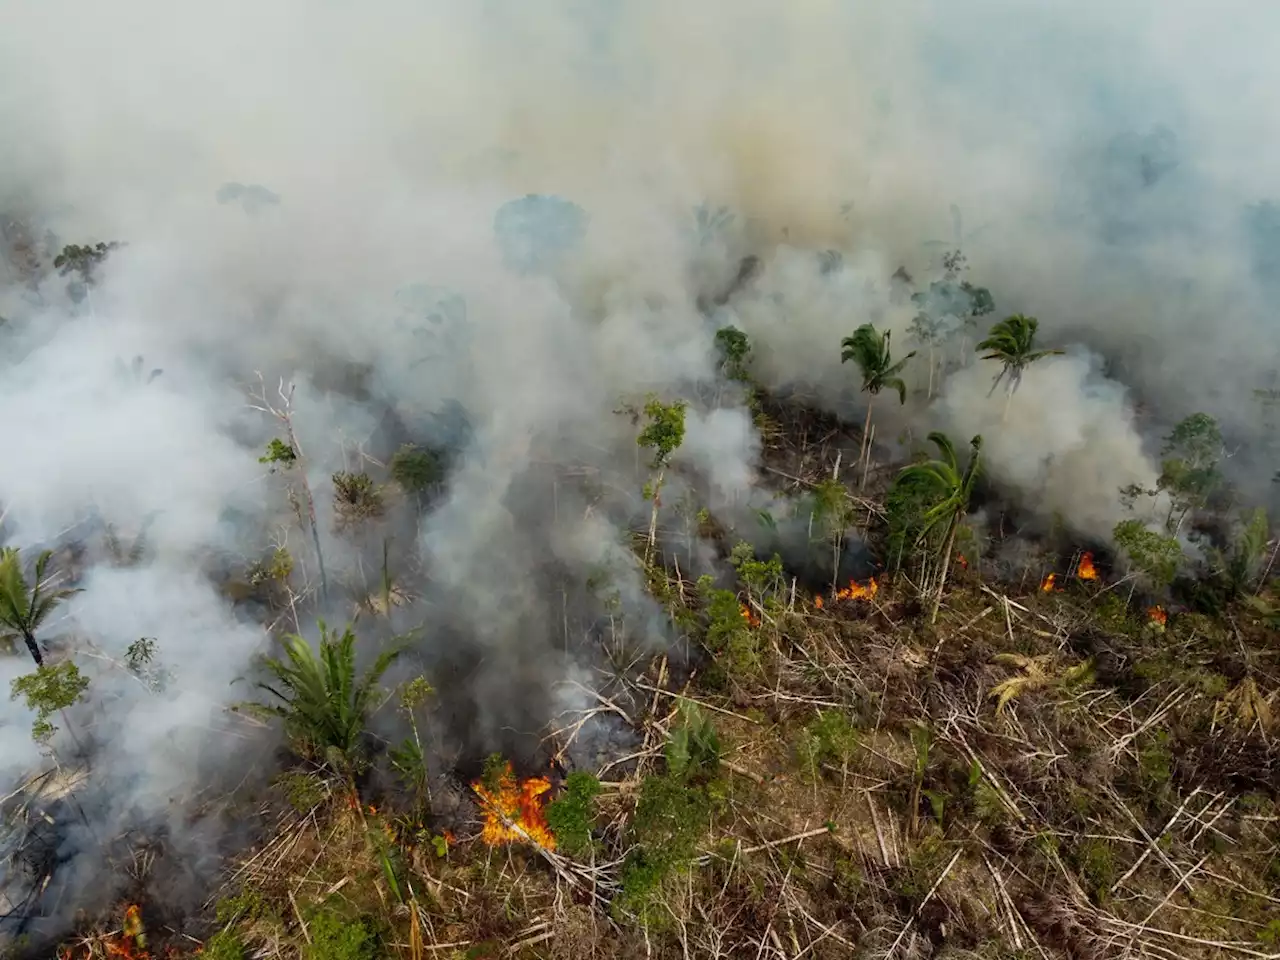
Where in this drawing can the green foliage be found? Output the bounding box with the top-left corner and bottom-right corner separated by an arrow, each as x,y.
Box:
545,771 -> 602,858
251,621 -> 402,771
636,397 -> 687,468
665,701 -> 722,782
54,241 -> 121,301
840,323 -> 915,404
302,907 -> 379,960
389,443 -> 445,494
697,576 -> 760,677
216,888 -> 275,927
714,325 -> 752,382
10,661 -> 89,742
1112,519 -> 1184,587
274,771 -> 328,813
389,676 -> 434,810
480,752 -> 509,793
248,547 -> 294,586
1071,838 -> 1116,904
976,313 -> 1063,395
0,547 -> 80,667
125,636 -> 171,693
1211,507 -> 1269,598
259,438 -> 297,468
331,471 -> 384,521
728,541 -> 785,602
796,710 -> 860,780
617,772 -> 714,924
1155,413 -> 1223,531
202,930 -> 246,960
892,433 -> 983,548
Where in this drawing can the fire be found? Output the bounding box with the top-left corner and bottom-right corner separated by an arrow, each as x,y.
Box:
813,594 -> 824,610
1041,573 -> 1058,592
739,602 -> 761,627
61,904 -> 152,960
1147,605 -> 1168,627
472,762 -> 557,851
1075,552 -> 1098,581
834,577 -> 879,603
956,554 -> 968,570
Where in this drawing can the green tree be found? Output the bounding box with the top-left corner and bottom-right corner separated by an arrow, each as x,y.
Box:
635,397 -> 687,565
840,323 -> 916,482
0,548 -> 80,667
54,240 -> 121,307
1112,519 -> 1183,589
977,314 -> 1063,420
890,432 -> 983,623
251,621 -> 403,773
811,477 -> 856,600
10,660 -> 90,742
1156,413 -> 1222,534
713,325 -> 752,384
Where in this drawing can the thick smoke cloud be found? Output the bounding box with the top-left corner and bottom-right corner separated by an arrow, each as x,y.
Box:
1,0 -> 1278,941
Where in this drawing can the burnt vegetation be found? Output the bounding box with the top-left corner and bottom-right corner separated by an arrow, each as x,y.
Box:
0,207 -> 1278,960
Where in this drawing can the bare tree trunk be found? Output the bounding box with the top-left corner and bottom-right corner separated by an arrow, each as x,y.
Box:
930,518 -> 960,625
645,469 -> 664,567
282,417 -> 330,603
859,397 -> 874,480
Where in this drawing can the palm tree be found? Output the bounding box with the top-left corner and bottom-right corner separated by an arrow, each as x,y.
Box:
976,314 -> 1063,420
254,621 -> 403,771
893,432 -> 983,623
841,323 -> 916,482
0,548 -> 80,667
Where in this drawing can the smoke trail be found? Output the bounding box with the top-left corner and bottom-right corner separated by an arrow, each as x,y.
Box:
0,0 -> 1278,941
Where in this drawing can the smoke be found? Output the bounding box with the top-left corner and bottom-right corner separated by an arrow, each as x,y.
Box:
1,0 -> 1278,941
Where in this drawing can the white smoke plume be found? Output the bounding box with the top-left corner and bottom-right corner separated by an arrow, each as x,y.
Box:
0,0 -> 1278,942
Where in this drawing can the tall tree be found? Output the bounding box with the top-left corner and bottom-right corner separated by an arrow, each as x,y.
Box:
0,548 -> 80,667
891,432 -> 983,623
977,314 -> 1063,420
840,323 -> 916,483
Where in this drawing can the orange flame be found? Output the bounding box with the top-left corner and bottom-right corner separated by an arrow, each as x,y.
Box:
739,602 -> 761,628
472,762 -> 557,851
64,904 -> 152,960
834,577 -> 879,603
956,554 -> 969,570
813,594 -> 824,610
1147,605 -> 1167,627
1040,573 -> 1058,592
1075,552 -> 1098,581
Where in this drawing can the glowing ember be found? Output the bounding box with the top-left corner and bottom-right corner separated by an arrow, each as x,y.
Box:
739,602 -> 761,627
1075,552 -> 1098,581
1040,573 -> 1058,592
813,594 -> 824,610
1147,605 -> 1168,627
472,762 -> 557,851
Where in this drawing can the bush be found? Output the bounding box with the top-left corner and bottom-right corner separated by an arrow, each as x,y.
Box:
545,771 -> 602,858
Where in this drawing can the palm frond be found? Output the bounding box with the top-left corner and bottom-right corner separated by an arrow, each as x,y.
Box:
255,620 -> 405,768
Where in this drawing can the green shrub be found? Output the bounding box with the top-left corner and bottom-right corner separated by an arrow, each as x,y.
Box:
303,908 -> 379,960
545,771 -> 602,858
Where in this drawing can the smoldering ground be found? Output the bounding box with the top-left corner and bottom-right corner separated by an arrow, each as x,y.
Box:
1,0 -> 1279,945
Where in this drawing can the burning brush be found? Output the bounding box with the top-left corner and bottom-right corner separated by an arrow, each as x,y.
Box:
60,903 -> 150,959
1075,552 -> 1098,581
813,577 -> 878,609
471,762 -> 556,852
739,602 -> 761,628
